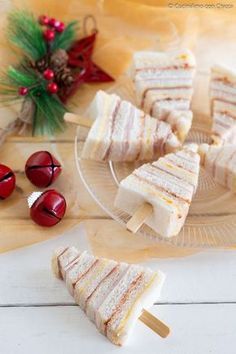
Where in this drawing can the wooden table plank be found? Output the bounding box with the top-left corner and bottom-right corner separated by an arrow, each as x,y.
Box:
0,304 -> 235,354
1,221 -> 236,305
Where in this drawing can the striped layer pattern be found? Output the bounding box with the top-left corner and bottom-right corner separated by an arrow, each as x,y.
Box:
132,49 -> 196,125
81,90 -> 184,162
199,143 -> 236,192
52,247 -> 165,346
210,65 -> 236,144
115,145 -> 200,238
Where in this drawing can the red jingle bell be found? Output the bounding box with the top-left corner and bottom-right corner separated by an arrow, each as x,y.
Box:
28,190 -> 66,227
25,151 -> 62,188
0,164 -> 16,200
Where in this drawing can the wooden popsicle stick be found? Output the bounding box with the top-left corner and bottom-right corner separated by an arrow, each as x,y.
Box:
64,114 -> 168,337
126,202 -> 153,233
64,112 -> 92,128
139,309 -> 170,338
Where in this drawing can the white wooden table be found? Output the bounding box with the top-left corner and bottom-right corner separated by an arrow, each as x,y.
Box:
0,223 -> 236,354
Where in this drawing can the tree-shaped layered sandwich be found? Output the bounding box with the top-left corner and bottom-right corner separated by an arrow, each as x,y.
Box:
52,246 -> 165,346
210,65 -> 236,144
199,143 -> 236,192
81,91 -> 191,162
132,49 -> 196,118
115,145 -> 200,238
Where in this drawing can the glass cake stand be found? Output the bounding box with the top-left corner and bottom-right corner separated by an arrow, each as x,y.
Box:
75,79 -> 236,248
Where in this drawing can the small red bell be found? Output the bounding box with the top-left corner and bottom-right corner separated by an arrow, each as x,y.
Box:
0,164 -> 16,200
25,151 -> 62,188
28,190 -> 66,227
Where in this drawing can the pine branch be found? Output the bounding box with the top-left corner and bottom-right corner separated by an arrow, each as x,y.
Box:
0,65 -> 39,95
7,11 -> 47,61
0,64 -> 66,136
31,92 -> 66,136
51,21 -> 78,52
7,66 -> 39,87
1,11 -> 79,136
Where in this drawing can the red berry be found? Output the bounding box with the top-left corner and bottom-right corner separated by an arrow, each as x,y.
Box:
25,151 -> 62,188
30,189 -> 66,227
49,18 -> 57,27
55,22 -> 65,33
38,15 -> 49,26
0,164 -> 16,200
53,20 -> 61,29
47,82 -> 58,94
18,87 -> 28,96
43,29 -> 55,42
43,69 -> 55,80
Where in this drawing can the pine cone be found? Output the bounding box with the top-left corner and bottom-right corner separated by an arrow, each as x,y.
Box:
55,67 -> 74,87
50,49 -> 69,72
35,56 -> 49,73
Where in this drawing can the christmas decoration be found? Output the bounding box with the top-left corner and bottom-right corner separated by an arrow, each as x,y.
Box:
18,87 -> 29,96
43,28 -> 55,42
47,82 -> 59,94
0,10 -> 114,137
28,189 -> 66,227
49,18 -> 57,28
56,22 -> 65,33
25,151 -> 61,188
60,31 -> 114,101
43,69 -> 55,80
0,164 -> 16,199
38,15 -> 49,26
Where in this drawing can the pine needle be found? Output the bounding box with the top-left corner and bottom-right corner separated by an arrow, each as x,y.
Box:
8,66 -> 39,87
0,65 -> 39,92
0,64 -> 66,136
7,11 -> 47,61
1,10 -> 79,136
31,92 -> 66,136
51,21 -> 78,52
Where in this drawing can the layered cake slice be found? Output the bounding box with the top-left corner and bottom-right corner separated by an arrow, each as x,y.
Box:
199,143 -> 236,192
52,247 -> 165,346
81,90 -> 184,162
132,49 -> 196,116
115,145 -> 200,238
210,65 -> 236,144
